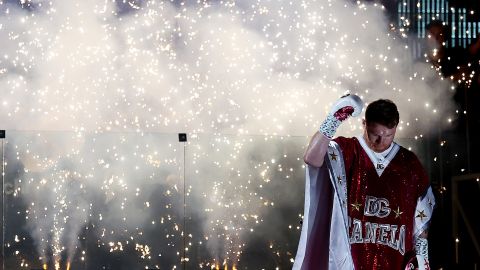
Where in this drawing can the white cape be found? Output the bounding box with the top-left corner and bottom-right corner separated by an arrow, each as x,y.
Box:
293,141 -> 354,270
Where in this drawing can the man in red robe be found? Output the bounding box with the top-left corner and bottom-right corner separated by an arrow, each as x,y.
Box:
293,95 -> 434,270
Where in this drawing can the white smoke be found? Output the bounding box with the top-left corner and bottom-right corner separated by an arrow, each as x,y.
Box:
0,0 -> 453,135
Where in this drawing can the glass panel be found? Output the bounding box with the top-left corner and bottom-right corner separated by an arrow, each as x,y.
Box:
184,134 -> 308,269
3,131 -> 185,270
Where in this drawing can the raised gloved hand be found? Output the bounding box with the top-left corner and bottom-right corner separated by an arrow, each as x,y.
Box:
319,94 -> 363,138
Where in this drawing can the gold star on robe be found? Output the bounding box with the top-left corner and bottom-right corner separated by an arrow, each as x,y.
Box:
393,206 -> 403,219
329,152 -> 338,161
416,210 -> 428,221
351,202 -> 362,212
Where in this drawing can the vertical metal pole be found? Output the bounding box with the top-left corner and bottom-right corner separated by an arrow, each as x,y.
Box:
451,176 -> 458,265
1,131 -> 4,270
183,143 -> 186,270
178,133 -> 187,270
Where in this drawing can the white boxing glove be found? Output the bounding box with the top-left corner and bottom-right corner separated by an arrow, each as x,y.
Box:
319,94 -> 364,138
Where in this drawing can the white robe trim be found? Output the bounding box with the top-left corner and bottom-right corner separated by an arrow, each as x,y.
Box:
414,186 -> 435,270
356,136 -> 400,177
414,186 -> 435,238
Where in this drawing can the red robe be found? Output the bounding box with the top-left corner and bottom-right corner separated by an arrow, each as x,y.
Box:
334,136 -> 430,270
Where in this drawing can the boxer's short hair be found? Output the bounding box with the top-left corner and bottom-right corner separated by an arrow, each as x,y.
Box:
365,99 -> 399,128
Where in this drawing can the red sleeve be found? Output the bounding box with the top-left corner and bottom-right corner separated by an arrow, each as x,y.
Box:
409,151 -> 430,199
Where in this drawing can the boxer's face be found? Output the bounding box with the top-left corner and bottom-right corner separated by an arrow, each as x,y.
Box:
363,121 -> 397,153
